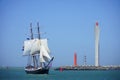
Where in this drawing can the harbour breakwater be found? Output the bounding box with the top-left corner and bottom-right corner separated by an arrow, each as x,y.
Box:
54,65 -> 120,71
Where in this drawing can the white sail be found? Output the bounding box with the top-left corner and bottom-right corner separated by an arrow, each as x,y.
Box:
41,45 -> 51,59
30,39 -> 50,55
43,56 -> 49,63
23,40 -> 34,55
40,50 -> 45,62
23,38 -> 51,63
40,39 -> 50,53
30,39 -> 41,55
39,45 -> 51,63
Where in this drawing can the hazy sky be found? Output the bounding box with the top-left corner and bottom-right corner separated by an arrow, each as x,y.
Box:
0,0 -> 120,67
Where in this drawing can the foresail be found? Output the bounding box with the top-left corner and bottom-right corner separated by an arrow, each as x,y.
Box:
23,40 -> 34,55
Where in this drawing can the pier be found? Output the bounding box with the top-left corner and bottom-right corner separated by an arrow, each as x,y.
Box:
54,65 -> 120,71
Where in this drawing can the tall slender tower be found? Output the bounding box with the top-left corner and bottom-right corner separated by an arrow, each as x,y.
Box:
74,52 -> 77,66
95,22 -> 100,66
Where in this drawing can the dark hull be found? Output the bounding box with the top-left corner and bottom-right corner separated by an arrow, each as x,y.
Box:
25,68 -> 49,74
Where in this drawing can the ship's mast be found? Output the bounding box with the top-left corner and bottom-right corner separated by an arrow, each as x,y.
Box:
30,23 -> 33,39
26,23 -> 33,67
28,23 -> 34,66
37,22 -> 43,67
30,23 -> 37,68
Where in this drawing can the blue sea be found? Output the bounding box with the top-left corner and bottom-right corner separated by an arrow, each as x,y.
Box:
0,67 -> 120,80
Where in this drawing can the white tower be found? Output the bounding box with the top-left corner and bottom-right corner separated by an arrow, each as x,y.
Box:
95,22 -> 100,66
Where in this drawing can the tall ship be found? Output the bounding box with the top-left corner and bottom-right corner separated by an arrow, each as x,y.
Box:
22,22 -> 54,74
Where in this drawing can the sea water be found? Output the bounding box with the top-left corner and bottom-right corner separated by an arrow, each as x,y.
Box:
0,67 -> 120,80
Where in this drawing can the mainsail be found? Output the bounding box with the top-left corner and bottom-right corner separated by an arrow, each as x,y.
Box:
30,39 -> 41,55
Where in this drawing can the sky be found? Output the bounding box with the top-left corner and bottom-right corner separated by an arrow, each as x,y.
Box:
0,0 -> 120,67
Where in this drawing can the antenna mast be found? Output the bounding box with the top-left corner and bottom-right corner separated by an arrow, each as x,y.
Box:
84,55 -> 87,66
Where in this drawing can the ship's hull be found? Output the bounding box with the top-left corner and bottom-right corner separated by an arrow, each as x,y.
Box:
25,68 -> 49,74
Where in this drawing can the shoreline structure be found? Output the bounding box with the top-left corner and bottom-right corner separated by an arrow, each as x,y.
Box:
55,22 -> 120,71
54,65 -> 120,71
